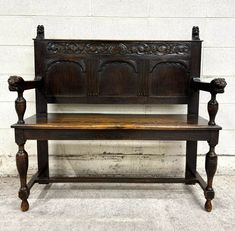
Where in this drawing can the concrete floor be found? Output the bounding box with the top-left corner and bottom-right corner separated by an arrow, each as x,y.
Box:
0,176 -> 235,231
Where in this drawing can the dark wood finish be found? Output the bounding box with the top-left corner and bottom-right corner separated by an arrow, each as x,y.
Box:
191,77 -> 227,125
185,141 -> 197,184
204,141 -> 218,212
27,172 -> 38,189
37,141 -> 49,183
8,25 -> 226,212
195,172 -> 207,190
36,25 -> 44,39
11,114 -> 221,130
208,94 -> 218,126
35,176 -> 193,184
15,131 -> 29,212
192,26 -> 200,40
185,28 -> 202,186
8,76 -> 43,123
31,171 -> 213,188
21,129 -> 218,142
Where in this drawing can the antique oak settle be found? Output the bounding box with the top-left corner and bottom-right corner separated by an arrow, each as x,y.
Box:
8,26 -> 226,212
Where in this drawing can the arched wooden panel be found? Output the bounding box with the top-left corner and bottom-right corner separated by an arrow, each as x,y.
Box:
98,61 -> 138,96
149,62 -> 189,96
45,61 -> 86,98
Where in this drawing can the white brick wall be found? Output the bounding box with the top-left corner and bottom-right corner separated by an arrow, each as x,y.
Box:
0,0 -> 235,176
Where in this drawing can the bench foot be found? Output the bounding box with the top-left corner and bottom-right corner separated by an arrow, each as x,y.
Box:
21,199 -> 29,212
205,199 -> 212,212
16,142 -> 30,212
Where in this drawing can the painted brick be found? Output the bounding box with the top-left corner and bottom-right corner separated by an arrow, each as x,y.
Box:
207,0 -> 235,17
0,16 -> 34,45
203,48 -> 235,76
148,18 -> 205,40
0,46 -> 34,74
92,0 -> 149,17
0,102 -> 35,128
0,16 -> 93,46
0,0 -> 91,16
204,18 -> 235,48
0,78 -> 35,102
32,16 -> 92,40
1,154 -> 234,177
48,104 -> 186,114
91,17 -> 149,40
149,0 -> 207,17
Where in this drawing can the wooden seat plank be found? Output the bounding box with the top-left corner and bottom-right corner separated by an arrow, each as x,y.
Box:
12,113 -> 221,130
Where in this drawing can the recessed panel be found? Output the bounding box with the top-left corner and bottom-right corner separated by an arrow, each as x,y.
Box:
45,61 -> 86,97
149,62 -> 189,96
98,61 -> 138,96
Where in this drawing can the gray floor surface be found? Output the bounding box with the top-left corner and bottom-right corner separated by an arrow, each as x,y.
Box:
0,176 -> 234,231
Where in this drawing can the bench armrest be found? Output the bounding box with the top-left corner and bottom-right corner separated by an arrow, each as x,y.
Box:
8,76 -> 42,124
8,75 -> 42,92
191,77 -> 226,94
191,77 -> 227,126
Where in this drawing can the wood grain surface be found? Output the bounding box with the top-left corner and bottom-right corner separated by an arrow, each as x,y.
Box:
12,113 -> 221,130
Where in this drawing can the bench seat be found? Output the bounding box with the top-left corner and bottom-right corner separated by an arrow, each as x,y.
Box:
12,113 -> 221,131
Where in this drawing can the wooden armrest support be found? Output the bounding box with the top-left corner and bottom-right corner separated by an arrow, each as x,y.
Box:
191,77 -> 227,126
8,75 -> 42,92
191,77 -> 226,94
8,76 -> 42,124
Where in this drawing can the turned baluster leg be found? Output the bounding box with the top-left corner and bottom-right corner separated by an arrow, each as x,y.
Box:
16,141 -> 30,211
204,141 -> 217,212
15,91 -> 26,124
208,93 -> 218,126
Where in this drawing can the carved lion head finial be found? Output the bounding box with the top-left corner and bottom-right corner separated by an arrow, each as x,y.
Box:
210,78 -> 227,93
192,26 -> 200,40
37,25 -> 44,39
8,76 -> 25,91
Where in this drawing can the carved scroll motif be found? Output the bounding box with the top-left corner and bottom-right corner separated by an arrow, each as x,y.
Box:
47,42 -> 191,56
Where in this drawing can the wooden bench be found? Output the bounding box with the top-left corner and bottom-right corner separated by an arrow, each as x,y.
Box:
8,25 -> 227,212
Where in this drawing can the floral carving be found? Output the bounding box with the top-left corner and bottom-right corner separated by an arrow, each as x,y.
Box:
47,42 -> 190,56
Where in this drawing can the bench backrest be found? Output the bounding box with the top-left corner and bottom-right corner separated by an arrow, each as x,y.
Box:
34,26 -> 202,117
